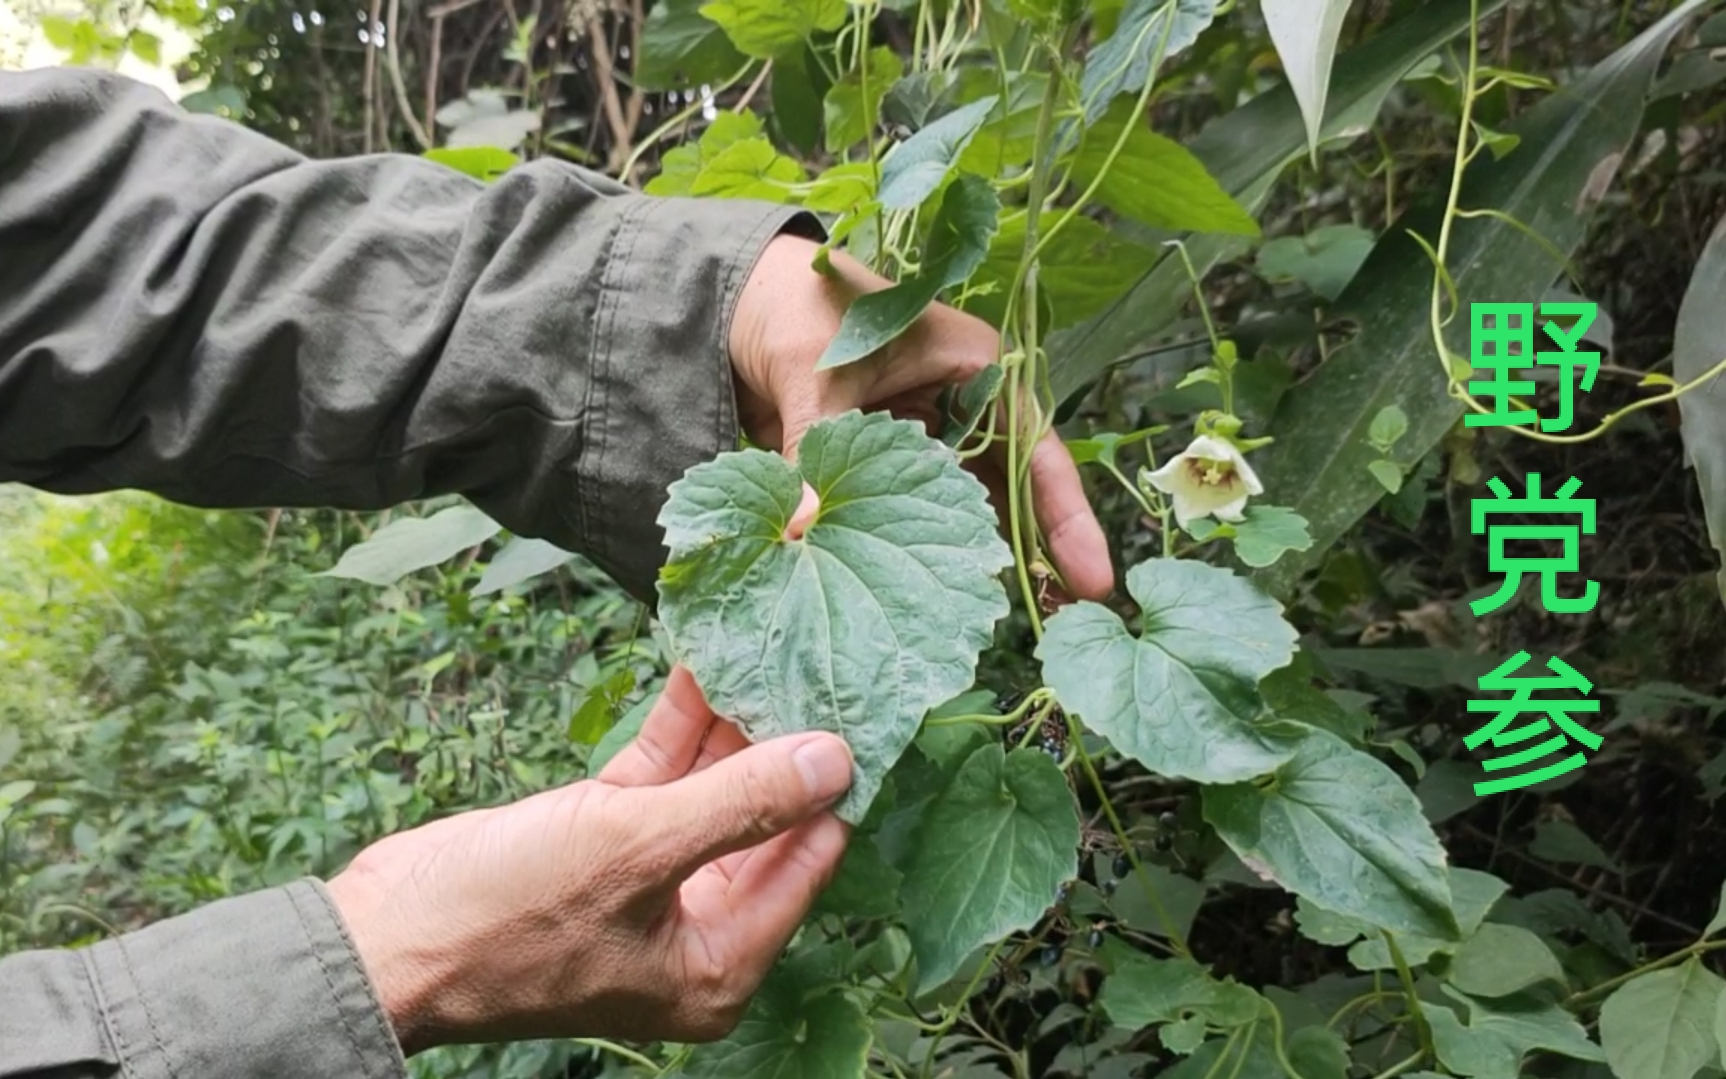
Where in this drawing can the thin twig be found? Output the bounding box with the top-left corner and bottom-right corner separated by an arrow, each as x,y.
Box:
386,0 -> 433,149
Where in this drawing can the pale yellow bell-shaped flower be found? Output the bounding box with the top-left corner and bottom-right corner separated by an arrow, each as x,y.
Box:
1144,435 -> 1264,527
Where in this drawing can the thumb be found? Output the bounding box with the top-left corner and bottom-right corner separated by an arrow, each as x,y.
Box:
631,731 -> 854,880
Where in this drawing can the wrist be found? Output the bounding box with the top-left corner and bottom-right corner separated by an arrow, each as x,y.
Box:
326,866 -> 453,1056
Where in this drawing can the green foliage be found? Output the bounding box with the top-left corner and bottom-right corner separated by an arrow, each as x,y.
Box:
898,744 -> 1079,992
1037,560 -> 1298,784
23,1 -> 1726,1077
656,410 -> 1012,821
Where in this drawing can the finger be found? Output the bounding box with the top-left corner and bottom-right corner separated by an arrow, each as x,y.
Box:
598,666 -> 716,787
1028,428 -> 1114,601
683,814 -> 849,982
784,483 -> 820,540
624,731 -> 853,881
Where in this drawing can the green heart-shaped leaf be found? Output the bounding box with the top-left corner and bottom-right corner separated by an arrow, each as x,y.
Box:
1204,729 -> 1459,941
898,745 -> 1080,992
1037,559 -> 1298,783
657,410 -> 1011,822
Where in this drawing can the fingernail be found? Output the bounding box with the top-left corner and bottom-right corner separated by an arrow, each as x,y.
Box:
793,735 -> 853,804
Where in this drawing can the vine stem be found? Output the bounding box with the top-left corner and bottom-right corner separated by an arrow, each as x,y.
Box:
1566,938 -> 1726,1007
1383,932 -> 1433,1063
1071,731 -> 1192,958
1423,0 -> 1726,443
1367,1051 -> 1425,1079
917,938 -> 1009,1079
1000,46 -> 1068,638
616,61 -> 756,181
1030,0 -> 1171,264
573,1038 -> 663,1073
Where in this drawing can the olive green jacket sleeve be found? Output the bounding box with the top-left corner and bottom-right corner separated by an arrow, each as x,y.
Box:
0,67 -> 814,1078
0,65 -> 814,603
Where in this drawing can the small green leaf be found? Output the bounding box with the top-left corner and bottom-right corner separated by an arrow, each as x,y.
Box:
319,506 -> 501,586
1367,459 -> 1404,494
568,668 -> 636,745
646,111 -> 767,195
1287,1026 -> 1351,1079
1071,102 -> 1259,236
1100,950 -> 1262,1032
588,693 -> 654,773
1431,988 -> 1605,1079
1472,122 -> 1521,160
657,411 -> 1011,822
690,137 -> 804,200
698,0 -> 846,59
899,745 -> 1080,993
1204,730 -> 1459,941
0,780 -> 36,805
1599,959 -> 1723,1079
1262,0 -> 1354,157
178,85 -> 247,118
804,164 -> 875,214
1257,224 -> 1376,301
877,96 -> 998,209
824,46 -> 903,153
127,28 -> 162,65
473,537 -> 577,596
1038,559 -> 1299,784
1368,405 -> 1409,448
636,0 -> 745,89
818,175 -> 1000,370
1529,819 -> 1621,873
1078,0 -> 1218,125
1446,923 -> 1566,998
423,146 -> 521,183
1228,505 -> 1314,569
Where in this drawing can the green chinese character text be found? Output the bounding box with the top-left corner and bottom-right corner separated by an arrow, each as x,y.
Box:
1471,473 -> 1598,617
1467,651 -> 1602,795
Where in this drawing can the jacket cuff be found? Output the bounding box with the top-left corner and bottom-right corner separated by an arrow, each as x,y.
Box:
83,880 -> 407,1079
570,198 -> 820,604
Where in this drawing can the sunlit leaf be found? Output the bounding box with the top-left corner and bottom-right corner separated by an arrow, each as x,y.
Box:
699,0 -> 847,58
1262,0 -> 1355,157
1072,102 -> 1259,236
319,506 -> 501,586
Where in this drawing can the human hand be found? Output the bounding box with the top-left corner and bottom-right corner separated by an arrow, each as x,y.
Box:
729,234 -> 1114,601
325,667 -> 852,1053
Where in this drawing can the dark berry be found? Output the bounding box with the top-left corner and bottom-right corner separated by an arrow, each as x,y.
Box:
1087,926 -> 1105,949
1055,880 -> 1074,904
1112,851 -> 1133,879
1039,943 -> 1063,967
1158,811 -> 1178,831
1154,834 -> 1173,852
1101,877 -> 1119,896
